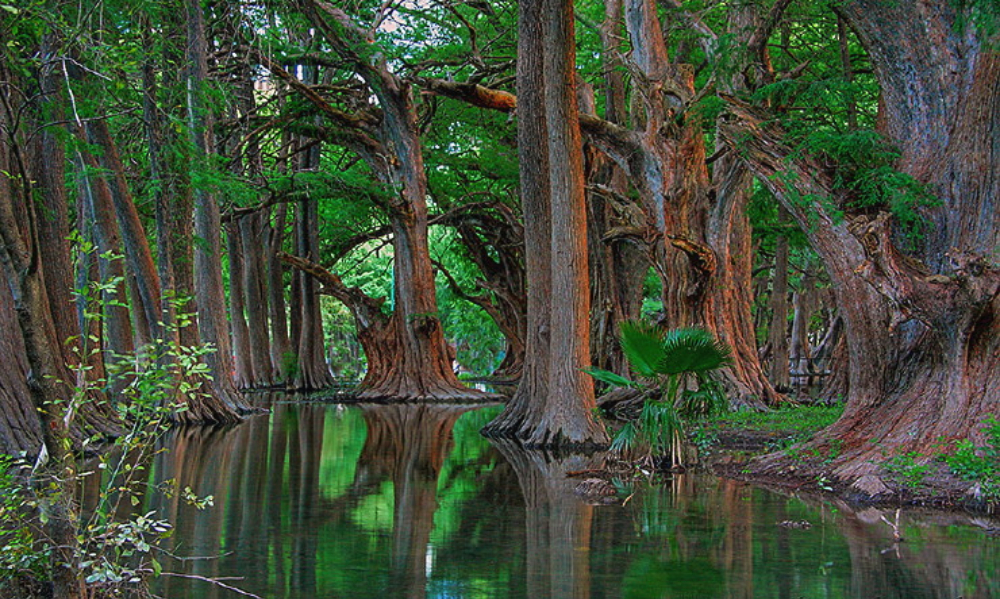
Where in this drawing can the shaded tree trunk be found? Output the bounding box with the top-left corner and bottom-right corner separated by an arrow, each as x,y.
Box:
267,204 -> 292,381
228,219 -> 255,390
241,212 -> 274,387
767,224 -> 791,391
580,57 -> 646,379
184,0 -> 246,422
0,258 -> 42,456
292,160 -> 334,390
789,271 -> 817,390
484,0 -> 607,447
720,2 -> 999,483
88,119 -> 166,346
72,146 -> 132,386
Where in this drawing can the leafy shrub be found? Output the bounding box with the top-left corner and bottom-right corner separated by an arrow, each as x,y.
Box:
946,417 -> 1000,499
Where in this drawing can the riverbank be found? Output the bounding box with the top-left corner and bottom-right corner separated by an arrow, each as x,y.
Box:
688,405 -> 999,516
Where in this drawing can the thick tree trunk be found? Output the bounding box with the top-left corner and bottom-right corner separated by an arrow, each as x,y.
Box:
293,190 -> 334,390
228,220 -> 255,390
88,119 -> 165,345
184,0 -> 246,422
707,153 -> 781,406
1,120 -> 89,599
297,1 -> 490,401
267,205 -> 292,381
358,87 -> 482,400
143,14 -> 195,351
586,0 -> 645,379
722,58 -> 999,486
485,0 -> 607,446
580,0 -> 778,408
73,147 -> 133,383
0,253 -> 42,457
767,225 -> 791,391
241,212 -> 274,387
579,75 -> 646,380
535,0 -> 605,446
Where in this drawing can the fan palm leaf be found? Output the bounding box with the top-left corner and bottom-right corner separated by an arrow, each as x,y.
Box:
657,327 -> 733,375
618,320 -> 666,378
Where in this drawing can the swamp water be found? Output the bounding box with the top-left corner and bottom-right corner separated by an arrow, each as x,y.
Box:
135,402 -> 997,598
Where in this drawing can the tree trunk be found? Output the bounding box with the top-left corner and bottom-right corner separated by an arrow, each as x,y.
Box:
579,0 -> 779,408
0,254 -> 42,457
241,212 -> 274,387
767,222 -> 791,392
0,116 -> 87,599
586,0 -> 646,379
228,219 -> 255,390
357,85 -> 480,400
707,152 -> 782,406
789,271 -> 817,391
88,119 -> 165,345
184,0 -> 246,422
294,2 -> 489,402
484,0 -> 607,446
293,181 -> 334,391
72,146 -> 133,385
267,204 -> 292,381
721,17 -> 999,484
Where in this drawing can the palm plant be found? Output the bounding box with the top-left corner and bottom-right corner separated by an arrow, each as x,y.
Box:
585,321 -> 732,468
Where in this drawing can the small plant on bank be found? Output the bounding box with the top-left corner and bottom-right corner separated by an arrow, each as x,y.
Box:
885,451 -> 934,490
585,322 -> 732,469
946,417 -> 1000,500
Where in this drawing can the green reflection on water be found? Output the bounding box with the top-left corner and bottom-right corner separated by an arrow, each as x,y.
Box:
145,402 -> 999,599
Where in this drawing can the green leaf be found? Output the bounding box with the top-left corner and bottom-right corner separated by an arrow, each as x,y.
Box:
581,367 -> 636,389
619,320 -> 666,378
658,328 -> 732,375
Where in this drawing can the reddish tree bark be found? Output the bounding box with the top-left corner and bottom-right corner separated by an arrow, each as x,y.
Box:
292,1 -> 491,401
483,0 -> 607,447
241,212 -> 274,387
720,1 -> 999,485
228,219 -> 255,390
184,0 -> 247,422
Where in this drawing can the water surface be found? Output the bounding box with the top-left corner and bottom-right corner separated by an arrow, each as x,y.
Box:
143,402 -> 999,598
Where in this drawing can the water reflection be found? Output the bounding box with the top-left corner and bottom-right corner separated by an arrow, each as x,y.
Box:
143,403 -> 998,599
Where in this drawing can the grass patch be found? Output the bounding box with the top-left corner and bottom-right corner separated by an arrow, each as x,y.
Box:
711,404 -> 843,433
690,404 -> 843,454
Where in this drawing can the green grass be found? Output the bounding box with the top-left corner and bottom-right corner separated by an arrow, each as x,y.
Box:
710,404 -> 843,433
689,404 -> 844,454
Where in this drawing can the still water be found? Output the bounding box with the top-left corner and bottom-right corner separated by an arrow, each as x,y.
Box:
138,402 -> 998,599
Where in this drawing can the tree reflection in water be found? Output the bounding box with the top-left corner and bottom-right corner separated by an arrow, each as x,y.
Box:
141,402 -> 999,599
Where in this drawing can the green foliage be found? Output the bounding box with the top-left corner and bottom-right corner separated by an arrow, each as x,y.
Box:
0,456 -> 49,588
0,247 -> 224,596
789,129 -> 940,243
946,417 -> 1000,499
885,452 -> 934,490
585,322 -> 732,466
